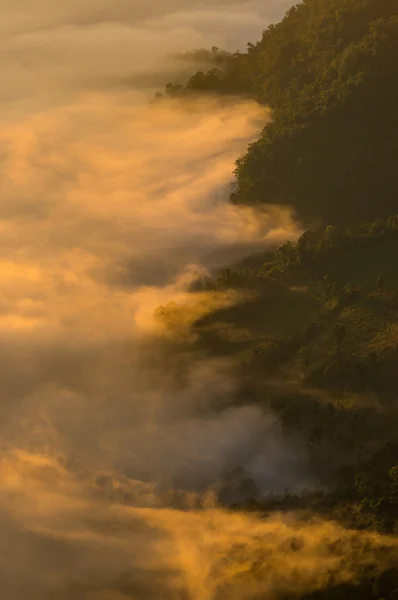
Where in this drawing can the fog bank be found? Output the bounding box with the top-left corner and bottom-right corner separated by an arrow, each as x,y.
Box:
2,1 -> 386,599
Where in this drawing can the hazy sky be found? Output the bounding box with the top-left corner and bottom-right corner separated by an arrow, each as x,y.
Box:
0,0 -> 294,109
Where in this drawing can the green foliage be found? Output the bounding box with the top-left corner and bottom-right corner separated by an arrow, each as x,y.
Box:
232,1 -> 398,226
188,217 -> 398,422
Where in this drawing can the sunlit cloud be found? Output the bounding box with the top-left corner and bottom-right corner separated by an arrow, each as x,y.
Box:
0,450 -> 397,600
0,0 -> 325,597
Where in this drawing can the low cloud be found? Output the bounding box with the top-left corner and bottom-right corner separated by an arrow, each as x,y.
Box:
1,0 -> 293,108
0,0 -> 325,597
0,89 -> 301,486
0,450 -> 397,600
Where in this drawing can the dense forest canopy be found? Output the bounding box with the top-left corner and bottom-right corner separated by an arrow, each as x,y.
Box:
161,0 -> 398,227
155,1 -> 398,597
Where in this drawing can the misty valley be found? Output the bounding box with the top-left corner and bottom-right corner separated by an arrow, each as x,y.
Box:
1,0 -> 398,598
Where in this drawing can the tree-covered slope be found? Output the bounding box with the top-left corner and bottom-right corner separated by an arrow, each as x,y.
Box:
163,0 -> 398,227
158,215 -> 398,551
194,217 -> 398,402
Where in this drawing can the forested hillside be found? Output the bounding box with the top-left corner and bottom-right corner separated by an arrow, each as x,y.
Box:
161,0 -> 398,227
158,217 -> 398,598
157,1 -> 398,598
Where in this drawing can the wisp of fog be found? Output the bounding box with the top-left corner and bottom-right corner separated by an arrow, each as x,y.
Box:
0,1 -> 397,598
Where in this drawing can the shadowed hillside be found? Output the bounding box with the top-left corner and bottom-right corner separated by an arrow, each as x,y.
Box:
154,3 -> 398,595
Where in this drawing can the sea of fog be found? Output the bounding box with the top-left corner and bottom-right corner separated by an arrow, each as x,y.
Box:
0,1 -> 396,598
